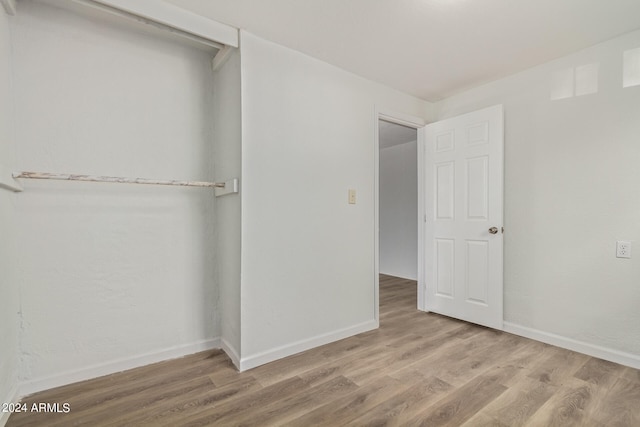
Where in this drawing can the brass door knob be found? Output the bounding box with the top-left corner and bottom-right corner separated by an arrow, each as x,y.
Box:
488,227 -> 499,234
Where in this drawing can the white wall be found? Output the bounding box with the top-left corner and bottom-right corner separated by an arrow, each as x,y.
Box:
379,141 -> 418,280
0,5 -> 19,426
11,1 -> 220,393
238,31 -> 431,368
437,29 -> 640,363
212,47 -> 242,365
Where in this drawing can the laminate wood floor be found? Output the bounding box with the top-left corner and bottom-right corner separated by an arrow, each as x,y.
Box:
8,275 -> 640,426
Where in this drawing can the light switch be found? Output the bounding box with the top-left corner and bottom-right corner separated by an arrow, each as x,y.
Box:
348,189 -> 356,204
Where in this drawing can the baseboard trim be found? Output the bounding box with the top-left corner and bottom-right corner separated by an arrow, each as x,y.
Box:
239,320 -> 378,372
19,338 -> 221,397
0,384 -> 18,427
503,322 -> 640,369
221,338 -> 240,369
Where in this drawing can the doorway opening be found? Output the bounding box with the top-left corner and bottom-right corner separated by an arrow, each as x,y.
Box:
378,119 -> 418,280
375,111 -> 424,326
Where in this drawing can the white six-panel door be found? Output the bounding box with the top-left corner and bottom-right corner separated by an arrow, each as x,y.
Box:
419,105 -> 504,329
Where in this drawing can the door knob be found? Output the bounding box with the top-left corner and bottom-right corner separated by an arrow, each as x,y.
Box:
488,227 -> 499,234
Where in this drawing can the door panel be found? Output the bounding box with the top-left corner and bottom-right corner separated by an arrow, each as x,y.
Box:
466,156 -> 489,220
436,162 -> 455,220
465,240 -> 489,304
435,238 -> 455,297
419,105 -> 503,329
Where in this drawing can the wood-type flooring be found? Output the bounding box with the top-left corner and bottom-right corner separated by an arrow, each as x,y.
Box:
8,274 -> 640,426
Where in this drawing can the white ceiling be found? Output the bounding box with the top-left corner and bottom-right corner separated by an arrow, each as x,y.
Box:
168,0 -> 640,102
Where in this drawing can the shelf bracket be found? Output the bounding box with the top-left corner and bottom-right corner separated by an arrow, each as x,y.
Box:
0,165 -> 22,192
214,178 -> 238,197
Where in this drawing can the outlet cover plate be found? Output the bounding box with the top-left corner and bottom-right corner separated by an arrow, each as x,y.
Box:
616,241 -> 632,259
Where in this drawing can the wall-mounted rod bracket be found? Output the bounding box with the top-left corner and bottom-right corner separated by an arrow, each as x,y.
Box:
214,178 -> 239,197
0,165 -> 22,192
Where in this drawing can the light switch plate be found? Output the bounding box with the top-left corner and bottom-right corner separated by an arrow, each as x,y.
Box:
348,189 -> 356,204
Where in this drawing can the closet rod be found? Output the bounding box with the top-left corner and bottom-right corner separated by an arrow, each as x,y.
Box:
13,171 -> 226,188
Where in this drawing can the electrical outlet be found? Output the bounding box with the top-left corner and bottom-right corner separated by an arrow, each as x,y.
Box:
616,241 -> 631,259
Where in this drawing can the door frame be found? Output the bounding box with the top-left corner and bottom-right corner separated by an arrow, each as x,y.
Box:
374,106 -> 427,325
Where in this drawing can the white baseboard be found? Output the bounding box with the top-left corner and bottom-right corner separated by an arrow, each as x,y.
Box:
239,320 -> 378,372
19,338 -> 221,397
503,322 -> 640,370
221,338 -> 240,369
0,384 -> 19,427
